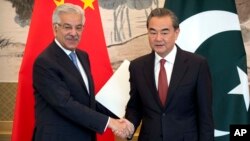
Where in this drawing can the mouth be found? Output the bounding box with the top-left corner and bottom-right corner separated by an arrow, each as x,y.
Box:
66,38 -> 78,42
155,44 -> 165,48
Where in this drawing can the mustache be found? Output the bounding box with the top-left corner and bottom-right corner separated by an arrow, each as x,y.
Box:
65,35 -> 79,41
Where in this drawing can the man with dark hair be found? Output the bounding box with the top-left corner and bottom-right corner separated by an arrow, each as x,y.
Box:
125,8 -> 214,141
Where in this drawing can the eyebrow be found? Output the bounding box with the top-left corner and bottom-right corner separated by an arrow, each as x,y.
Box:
62,23 -> 83,26
148,28 -> 169,32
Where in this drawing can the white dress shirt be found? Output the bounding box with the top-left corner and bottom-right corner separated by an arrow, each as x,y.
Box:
154,45 -> 177,89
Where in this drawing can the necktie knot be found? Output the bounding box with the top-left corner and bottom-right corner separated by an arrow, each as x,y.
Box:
69,52 -> 79,70
160,59 -> 166,66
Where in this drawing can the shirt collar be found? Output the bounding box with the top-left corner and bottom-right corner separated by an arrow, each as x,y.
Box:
155,45 -> 177,64
54,39 -> 74,56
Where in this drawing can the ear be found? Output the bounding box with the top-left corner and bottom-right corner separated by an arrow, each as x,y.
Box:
175,28 -> 180,39
52,24 -> 57,36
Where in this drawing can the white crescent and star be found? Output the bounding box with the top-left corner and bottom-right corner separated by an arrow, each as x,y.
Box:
176,10 -> 250,137
228,66 -> 250,111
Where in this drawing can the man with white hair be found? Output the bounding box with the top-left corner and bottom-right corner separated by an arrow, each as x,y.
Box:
32,3 -> 133,141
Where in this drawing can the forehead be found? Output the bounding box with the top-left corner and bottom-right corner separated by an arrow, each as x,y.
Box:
59,13 -> 84,24
148,16 -> 173,29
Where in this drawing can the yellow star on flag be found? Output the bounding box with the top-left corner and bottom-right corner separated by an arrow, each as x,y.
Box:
53,0 -> 64,6
82,0 -> 95,10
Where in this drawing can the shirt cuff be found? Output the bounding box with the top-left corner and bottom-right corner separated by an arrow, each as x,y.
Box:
104,117 -> 110,132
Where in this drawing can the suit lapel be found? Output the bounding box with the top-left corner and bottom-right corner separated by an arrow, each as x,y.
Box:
51,42 -> 90,95
76,50 -> 95,96
143,52 -> 164,109
165,47 -> 189,109
76,50 -> 96,109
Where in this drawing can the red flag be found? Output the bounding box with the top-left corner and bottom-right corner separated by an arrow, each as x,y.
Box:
11,0 -> 114,141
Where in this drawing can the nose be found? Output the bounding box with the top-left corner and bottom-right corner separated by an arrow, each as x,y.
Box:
155,33 -> 162,41
69,28 -> 78,36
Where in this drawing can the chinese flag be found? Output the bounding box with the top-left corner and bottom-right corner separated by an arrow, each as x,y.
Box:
11,0 -> 114,141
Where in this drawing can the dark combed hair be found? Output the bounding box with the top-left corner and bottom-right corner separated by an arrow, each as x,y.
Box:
146,8 -> 179,30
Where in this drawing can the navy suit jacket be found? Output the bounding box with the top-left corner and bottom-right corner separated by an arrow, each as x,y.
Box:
32,41 -> 114,141
125,46 -> 214,141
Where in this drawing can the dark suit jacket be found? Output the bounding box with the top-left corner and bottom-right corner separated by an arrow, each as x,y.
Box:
32,41 -> 114,141
125,46 -> 214,141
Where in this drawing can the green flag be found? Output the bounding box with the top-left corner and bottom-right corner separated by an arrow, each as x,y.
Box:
165,0 -> 250,140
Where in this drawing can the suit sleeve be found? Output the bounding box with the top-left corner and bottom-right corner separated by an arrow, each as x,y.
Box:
196,59 -> 214,140
33,56 -> 109,133
125,63 -> 143,131
96,101 -> 119,119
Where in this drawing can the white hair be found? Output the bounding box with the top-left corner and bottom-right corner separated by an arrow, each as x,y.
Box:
52,3 -> 85,24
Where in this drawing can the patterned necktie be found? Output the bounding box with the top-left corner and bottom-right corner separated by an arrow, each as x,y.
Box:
158,59 -> 168,106
69,52 -> 79,70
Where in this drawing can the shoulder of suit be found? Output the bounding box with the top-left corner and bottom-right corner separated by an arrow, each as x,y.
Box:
179,48 -> 206,62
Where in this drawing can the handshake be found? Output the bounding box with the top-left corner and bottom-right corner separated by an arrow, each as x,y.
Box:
108,118 -> 135,139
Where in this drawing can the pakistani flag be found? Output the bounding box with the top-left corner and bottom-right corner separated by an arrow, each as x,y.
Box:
165,0 -> 250,140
